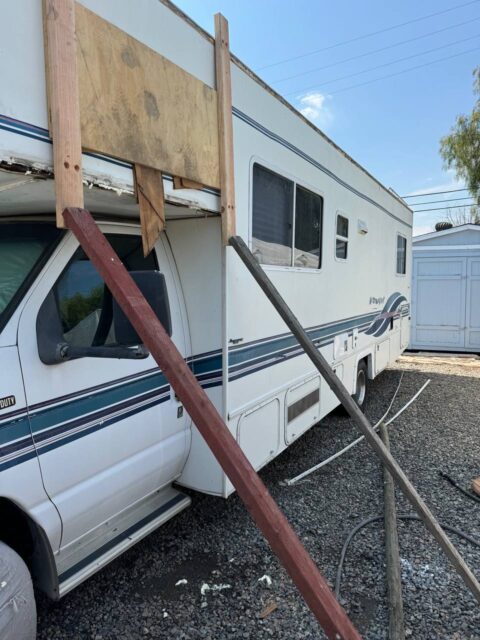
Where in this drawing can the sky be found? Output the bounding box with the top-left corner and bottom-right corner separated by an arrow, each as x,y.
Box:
174,0 -> 479,235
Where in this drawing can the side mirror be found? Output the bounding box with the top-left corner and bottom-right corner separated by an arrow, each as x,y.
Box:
113,271 -> 172,343
37,270 -> 171,364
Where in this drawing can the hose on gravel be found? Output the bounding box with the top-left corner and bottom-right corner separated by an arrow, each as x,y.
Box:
335,514 -> 480,599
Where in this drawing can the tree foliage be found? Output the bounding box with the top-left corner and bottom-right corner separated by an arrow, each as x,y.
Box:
440,67 -> 480,204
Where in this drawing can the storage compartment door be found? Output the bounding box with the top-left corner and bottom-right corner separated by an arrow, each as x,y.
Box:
375,338 -> 390,374
237,399 -> 280,471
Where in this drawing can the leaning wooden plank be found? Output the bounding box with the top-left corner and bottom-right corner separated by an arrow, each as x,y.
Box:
134,164 -> 165,257
214,14 -> 237,243
63,207 -> 362,640
75,3 -> 220,189
229,234 -> 480,605
43,0 -> 84,228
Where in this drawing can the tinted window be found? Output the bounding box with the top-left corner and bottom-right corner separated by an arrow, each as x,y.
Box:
294,186 -> 323,268
0,224 -> 62,332
252,164 -> 293,266
336,215 -> 349,259
397,235 -> 407,274
55,235 -> 157,348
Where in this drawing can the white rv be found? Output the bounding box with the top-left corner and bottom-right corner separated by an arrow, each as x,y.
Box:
0,0 -> 412,634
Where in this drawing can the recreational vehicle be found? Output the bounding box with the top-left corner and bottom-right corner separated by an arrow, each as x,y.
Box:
0,0 -> 412,634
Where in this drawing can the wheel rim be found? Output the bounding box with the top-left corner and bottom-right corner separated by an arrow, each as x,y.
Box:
356,369 -> 366,406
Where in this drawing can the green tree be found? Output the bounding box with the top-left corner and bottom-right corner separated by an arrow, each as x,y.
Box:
440,67 -> 480,206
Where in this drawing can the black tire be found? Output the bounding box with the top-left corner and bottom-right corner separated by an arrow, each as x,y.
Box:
352,360 -> 369,409
0,541 -> 36,640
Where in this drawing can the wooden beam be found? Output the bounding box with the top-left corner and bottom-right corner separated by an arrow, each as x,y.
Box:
380,424 -> 405,640
43,0 -> 84,228
214,14 -> 236,244
229,234 -> 480,605
63,207 -> 362,640
134,164 -> 165,257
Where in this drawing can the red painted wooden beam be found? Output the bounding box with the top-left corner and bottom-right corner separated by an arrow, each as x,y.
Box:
63,207 -> 361,640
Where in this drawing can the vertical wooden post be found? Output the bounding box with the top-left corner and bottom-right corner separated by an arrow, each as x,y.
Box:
214,14 -> 236,244
43,0 -> 84,228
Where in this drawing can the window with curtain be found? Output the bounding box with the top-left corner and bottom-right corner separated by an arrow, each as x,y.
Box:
252,163 -> 323,269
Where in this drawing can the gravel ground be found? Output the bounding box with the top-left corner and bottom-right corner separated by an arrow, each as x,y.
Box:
37,356 -> 480,639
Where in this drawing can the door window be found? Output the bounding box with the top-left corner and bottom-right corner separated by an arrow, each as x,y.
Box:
54,234 -> 157,348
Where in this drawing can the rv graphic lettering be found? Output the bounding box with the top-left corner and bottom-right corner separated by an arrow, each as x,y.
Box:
0,396 -> 16,410
369,296 -> 385,305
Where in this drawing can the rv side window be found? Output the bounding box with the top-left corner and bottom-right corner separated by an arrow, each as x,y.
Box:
54,235 -> 158,348
294,185 -> 323,268
252,164 -> 293,266
396,234 -> 407,274
335,214 -> 349,260
252,163 -> 323,269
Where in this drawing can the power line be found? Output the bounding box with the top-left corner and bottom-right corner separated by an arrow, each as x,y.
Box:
403,187 -> 469,197
257,0 -> 480,71
318,45 -> 480,96
412,203 -> 478,212
272,16 -> 480,85
408,195 -> 475,206
286,33 -> 479,96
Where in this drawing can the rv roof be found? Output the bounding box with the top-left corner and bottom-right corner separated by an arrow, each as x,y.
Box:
160,0 -> 410,213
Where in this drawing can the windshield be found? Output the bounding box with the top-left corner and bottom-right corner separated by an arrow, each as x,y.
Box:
0,223 -> 63,332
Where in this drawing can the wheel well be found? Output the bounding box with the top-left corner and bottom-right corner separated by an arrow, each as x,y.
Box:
0,498 -> 58,599
361,354 -> 374,379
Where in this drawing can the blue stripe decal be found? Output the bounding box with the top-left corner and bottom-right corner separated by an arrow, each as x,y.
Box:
232,107 -> 411,229
0,115 -> 220,193
0,301 -> 407,470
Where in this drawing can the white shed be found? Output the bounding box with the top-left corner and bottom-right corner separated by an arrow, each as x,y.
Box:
410,224 -> 480,352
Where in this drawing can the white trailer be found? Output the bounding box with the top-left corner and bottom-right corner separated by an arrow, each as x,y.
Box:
0,0 -> 412,634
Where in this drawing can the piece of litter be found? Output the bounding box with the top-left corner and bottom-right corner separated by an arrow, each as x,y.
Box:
260,602 -> 278,619
200,582 -> 231,596
258,575 -> 272,586
162,611 -> 169,619
0,581 -> 6,588
175,579 -> 188,586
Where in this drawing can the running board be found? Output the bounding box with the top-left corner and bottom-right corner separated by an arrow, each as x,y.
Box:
58,487 -> 190,597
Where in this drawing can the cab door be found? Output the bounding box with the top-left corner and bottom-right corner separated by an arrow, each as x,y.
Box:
17,223 -> 191,549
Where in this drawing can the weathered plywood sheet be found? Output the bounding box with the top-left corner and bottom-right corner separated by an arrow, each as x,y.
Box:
75,3 -> 220,189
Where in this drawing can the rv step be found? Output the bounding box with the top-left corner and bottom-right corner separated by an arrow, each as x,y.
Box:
57,486 -> 191,597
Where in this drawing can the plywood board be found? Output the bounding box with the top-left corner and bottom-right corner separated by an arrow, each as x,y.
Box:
75,3 -> 220,189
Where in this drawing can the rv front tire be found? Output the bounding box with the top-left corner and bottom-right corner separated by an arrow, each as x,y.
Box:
0,541 -> 36,640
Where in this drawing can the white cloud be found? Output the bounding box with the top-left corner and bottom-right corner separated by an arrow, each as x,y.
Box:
297,92 -> 333,129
